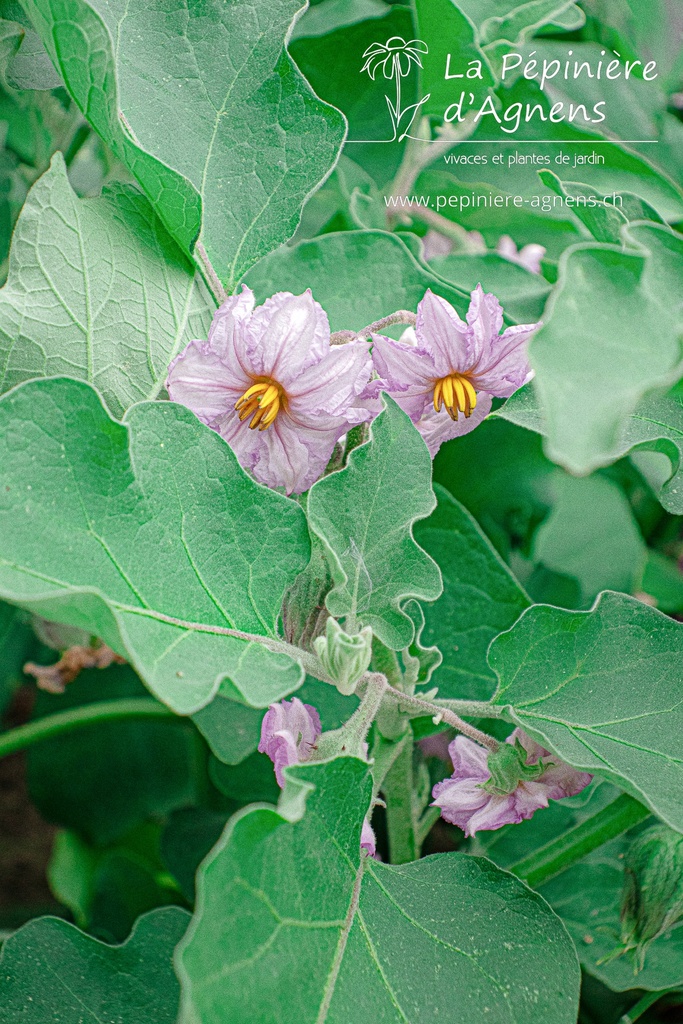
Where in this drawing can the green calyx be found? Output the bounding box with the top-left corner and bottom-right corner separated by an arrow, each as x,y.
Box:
313,617 -> 373,696
482,740 -> 546,796
616,825 -> 683,972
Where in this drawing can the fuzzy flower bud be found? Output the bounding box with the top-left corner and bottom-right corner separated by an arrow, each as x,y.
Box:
618,825 -> 683,972
258,698 -> 321,788
313,617 -> 373,695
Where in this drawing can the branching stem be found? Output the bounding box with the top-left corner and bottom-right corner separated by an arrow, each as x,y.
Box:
330,310 -> 416,346
382,688 -> 500,752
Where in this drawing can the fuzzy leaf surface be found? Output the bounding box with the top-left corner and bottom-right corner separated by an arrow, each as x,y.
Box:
308,396 -> 442,650
0,155 -> 213,417
0,907 -> 189,1023
491,592 -> 683,832
0,378 -> 310,714
23,0 -> 345,288
177,758 -> 580,1024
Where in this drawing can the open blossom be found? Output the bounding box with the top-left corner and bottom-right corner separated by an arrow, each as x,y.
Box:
167,286 -> 375,494
371,286 -> 539,455
432,728 -> 592,837
258,698 -> 322,788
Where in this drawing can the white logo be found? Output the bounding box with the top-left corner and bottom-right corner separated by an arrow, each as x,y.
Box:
358,36 -> 431,143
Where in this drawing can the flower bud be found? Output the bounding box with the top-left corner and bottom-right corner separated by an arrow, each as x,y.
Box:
619,825 -> 683,971
313,618 -> 372,695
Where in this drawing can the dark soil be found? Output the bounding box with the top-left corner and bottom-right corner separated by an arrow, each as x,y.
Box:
0,687 -> 60,929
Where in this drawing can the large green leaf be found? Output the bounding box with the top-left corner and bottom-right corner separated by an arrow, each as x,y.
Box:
434,417 -> 556,556
0,378 -> 310,714
430,251 -> 551,324
177,758 -> 580,1024
0,155 -> 213,417
500,384 -> 683,517
414,485 -> 530,701
523,227 -> 683,475
532,474 -> 646,607
23,0 -> 345,289
490,591 -> 683,832
0,906 -> 189,1022
245,229 -> 470,327
308,396 -> 441,650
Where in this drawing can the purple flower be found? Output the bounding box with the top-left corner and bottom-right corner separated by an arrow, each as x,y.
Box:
371,287 -> 539,456
361,819 -> 378,858
497,235 -> 546,275
258,698 -> 322,788
431,728 -> 592,836
167,286 -> 375,494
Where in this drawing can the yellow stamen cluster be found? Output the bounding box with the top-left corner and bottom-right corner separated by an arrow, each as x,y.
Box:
433,373 -> 477,420
235,380 -> 284,430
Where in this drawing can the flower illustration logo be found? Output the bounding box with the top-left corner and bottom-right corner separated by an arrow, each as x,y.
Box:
361,36 -> 430,142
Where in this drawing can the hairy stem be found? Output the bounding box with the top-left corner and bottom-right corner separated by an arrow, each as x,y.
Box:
383,730 -> 418,864
0,698 -> 178,759
434,699 -> 505,719
330,310 -> 417,346
509,793 -> 650,889
385,688 -> 500,751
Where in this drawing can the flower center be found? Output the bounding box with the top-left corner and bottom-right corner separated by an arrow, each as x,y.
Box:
433,373 -> 477,421
234,379 -> 285,430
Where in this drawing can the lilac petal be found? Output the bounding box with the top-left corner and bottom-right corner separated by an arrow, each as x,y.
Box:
432,775 -> 490,831
539,763 -> 593,800
166,340 -> 249,423
246,290 -> 330,385
416,290 -> 471,376
207,285 -> 255,361
465,285 -> 504,370
447,735 -> 491,780
465,794 -> 519,835
258,698 -> 322,787
256,416 -> 341,494
288,341 -> 373,417
370,336 -> 437,421
361,819 -> 378,858
473,323 -> 537,397
416,393 -> 492,457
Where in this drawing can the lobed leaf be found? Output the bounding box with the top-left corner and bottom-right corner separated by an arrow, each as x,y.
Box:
23,0 -> 345,289
177,757 -> 580,1024
308,396 -> 442,650
490,591 -> 683,832
0,155 -> 213,417
0,378 -> 310,714
0,906 -> 189,1023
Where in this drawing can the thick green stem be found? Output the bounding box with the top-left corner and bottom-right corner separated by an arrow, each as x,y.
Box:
510,794 -> 650,889
619,991 -> 664,1024
0,698 -> 176,758
383,732 -> 418,864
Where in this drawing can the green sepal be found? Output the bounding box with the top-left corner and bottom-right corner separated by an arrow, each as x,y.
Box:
482,740 -> 545,796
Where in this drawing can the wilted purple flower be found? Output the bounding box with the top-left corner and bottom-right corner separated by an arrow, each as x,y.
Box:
497,235 -> 546,275
431,728 -> 592,836
167,286 -> 374,494
361,819 -> 378,858
371,287 -> 539,455
258,698 -> 322,788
